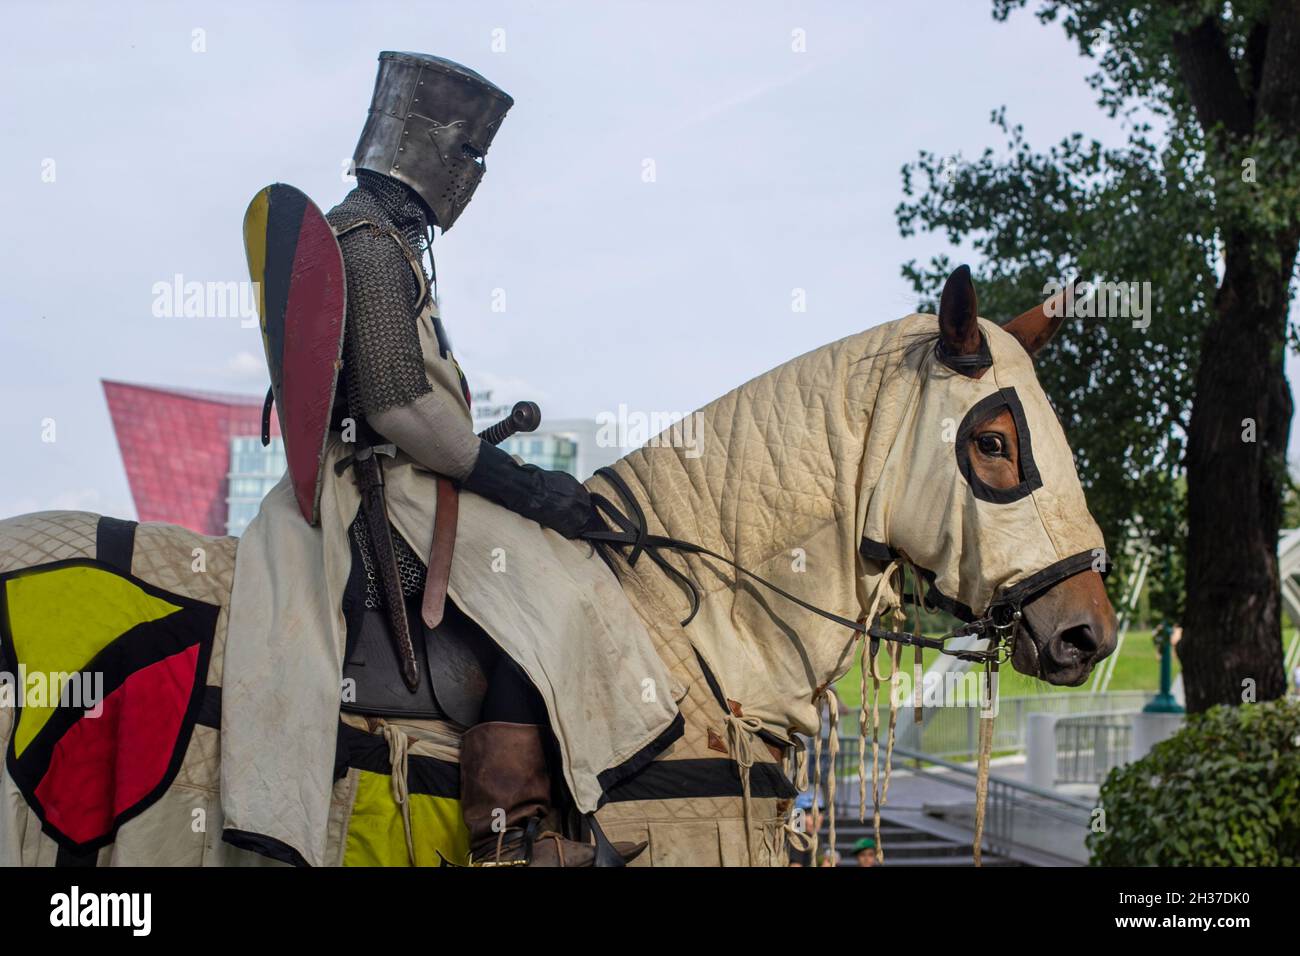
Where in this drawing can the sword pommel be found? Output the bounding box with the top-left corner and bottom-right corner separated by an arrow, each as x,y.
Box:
478,401 -> 542,446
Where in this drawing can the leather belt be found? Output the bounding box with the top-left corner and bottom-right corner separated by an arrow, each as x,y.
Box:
420,401 -> 541,629
421,476 -> 459,629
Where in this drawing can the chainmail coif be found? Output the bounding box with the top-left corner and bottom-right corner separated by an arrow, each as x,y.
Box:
349,169 -> 432,261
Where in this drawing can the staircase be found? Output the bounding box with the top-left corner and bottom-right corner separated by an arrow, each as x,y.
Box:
821,817 -> 1020,867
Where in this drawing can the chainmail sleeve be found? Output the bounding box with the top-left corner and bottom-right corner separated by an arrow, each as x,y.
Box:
334,225 -> 432,417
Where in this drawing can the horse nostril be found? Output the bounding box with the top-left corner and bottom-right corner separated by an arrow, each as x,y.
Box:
1056,623 -> 1098,660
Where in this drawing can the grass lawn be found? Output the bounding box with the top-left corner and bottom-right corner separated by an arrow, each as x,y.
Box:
831,627 -> 1231,710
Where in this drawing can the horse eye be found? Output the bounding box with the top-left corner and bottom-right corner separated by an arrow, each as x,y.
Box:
976,434 -> 1005,457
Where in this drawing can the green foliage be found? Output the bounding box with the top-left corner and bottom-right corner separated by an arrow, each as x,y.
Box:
1088,699 -> 1300,866
896,1 -> 1300,622
897,111 -> 1208,619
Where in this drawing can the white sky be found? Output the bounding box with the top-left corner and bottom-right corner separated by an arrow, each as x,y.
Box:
1,0 -> 1290,519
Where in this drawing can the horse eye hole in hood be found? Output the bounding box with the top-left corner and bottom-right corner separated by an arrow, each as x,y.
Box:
955,388 -> 1043,504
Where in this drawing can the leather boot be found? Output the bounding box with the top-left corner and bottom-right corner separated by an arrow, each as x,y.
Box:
459,721 -> 646,866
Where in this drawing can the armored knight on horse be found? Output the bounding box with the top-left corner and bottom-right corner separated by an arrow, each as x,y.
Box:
228,52 -> 676,867
0,52 -> 1120,870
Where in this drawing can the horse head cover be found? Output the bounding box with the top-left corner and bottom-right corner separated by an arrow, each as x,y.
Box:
860,316 -> 1107,621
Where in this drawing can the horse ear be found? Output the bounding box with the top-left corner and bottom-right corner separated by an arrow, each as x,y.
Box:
938,265 -> 981,356
1002,281 -> 1075,357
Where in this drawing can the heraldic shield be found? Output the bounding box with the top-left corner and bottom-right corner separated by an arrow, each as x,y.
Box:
242,183 -> 346,526
1,536 -> 219,854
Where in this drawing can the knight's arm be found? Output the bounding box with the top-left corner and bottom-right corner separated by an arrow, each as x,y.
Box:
338,229 -> 594,538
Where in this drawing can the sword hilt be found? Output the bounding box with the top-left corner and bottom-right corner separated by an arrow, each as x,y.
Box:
478,401 -> 541,446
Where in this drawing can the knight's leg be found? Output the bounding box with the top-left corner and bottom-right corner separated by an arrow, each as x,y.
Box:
459,657 -> 646,867
478,654 -> 546,724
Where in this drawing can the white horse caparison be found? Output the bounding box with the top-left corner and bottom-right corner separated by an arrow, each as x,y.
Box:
0,267 -> 1115,866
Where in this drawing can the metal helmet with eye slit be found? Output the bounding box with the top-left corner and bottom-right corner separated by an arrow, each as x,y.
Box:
352,51 -> 514,231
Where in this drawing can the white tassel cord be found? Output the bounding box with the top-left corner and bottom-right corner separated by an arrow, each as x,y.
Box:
725,710 -> 765,866
972,659 -> 999,867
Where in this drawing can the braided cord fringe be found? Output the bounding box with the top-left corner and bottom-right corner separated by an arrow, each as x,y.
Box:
725,711 -> 764,866
863,568 -> 908,863
856,561 -> 901,826
824,688 -> 840,863
874,635 -> 903,862
810,708 -> 823,863
972,660 -> 999,867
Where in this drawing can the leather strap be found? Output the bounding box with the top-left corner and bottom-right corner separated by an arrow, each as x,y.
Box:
421,476 -> 459,628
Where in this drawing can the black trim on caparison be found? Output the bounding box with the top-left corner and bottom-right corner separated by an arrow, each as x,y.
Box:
999,549 -> 1110,605
95,517 -> 137,575
595,711 -> 685,797
221,829 -> 311,868
858,538 -> 978,622
955,387 -> 1043,504
604,757 -> 797,803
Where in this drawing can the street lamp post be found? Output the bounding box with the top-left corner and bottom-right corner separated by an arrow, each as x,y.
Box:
1144,621 -> 1184,714
1144,523 -> 1184,715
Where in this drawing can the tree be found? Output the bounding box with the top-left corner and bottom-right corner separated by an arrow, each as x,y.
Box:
897,0 -> 1300,711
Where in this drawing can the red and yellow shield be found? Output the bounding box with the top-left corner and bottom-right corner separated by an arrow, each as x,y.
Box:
243,183 -> 347,526
1,561 -> 218,853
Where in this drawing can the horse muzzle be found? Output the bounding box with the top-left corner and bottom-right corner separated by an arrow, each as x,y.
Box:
1013,570 -> 1117,685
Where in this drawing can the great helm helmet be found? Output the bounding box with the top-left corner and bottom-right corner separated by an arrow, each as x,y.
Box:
352,52 -> 514,231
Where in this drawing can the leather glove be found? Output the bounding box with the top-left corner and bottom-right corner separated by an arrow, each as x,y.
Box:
463,440 -> 592,539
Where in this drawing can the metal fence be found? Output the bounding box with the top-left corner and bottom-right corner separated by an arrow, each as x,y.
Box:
889,690 -> 1152,759
1054,713 -> 1133,786
889,746 -> 1096,864
795,692 -> 1152,863
813,737 -> 1096,864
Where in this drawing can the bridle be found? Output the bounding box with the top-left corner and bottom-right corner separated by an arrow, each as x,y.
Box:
868,600 -> 1021,666
583,466 -> 1031,667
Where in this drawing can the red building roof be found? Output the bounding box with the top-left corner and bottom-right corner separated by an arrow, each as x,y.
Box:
102,380 -> 280,536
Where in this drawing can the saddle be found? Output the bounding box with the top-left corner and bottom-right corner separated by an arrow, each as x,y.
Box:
341,477 -> 497,726
342,592 -> 497,725
341,402 -> 542,724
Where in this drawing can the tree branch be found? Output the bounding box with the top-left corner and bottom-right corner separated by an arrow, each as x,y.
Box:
1257,0 -> 1300,130
1170,14 -> 1254,136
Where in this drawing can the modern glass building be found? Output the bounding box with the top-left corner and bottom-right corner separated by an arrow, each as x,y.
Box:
103,380 -> 282,536
226,436 -> 287,535
498,433 -> 578,474
470,390 -> 622,480
104,380 -> 621,536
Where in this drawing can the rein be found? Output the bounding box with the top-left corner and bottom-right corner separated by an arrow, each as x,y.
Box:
583,467 -> 1023,665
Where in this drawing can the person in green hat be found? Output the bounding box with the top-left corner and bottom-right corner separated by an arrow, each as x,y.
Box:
853,837 -> 878,867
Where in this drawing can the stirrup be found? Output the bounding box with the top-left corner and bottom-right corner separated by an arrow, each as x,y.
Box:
469,822 -> 534,867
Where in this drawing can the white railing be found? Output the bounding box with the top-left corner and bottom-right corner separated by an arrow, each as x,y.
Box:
888,691 -> 1152,759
